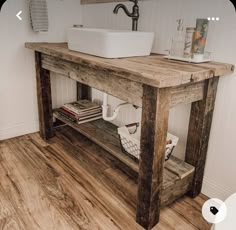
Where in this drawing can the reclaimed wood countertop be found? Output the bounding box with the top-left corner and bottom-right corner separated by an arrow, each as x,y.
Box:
25,42 -> 234,88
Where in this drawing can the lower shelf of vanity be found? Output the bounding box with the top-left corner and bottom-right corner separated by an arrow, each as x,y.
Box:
54,110 -> 195,207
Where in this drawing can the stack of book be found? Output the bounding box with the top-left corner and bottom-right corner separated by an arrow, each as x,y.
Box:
57,100 -> 102,124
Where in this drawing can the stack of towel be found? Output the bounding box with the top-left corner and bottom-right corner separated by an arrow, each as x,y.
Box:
30,0 -> 48,32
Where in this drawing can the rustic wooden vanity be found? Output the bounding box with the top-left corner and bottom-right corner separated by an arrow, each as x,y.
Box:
25,42 -> 234,230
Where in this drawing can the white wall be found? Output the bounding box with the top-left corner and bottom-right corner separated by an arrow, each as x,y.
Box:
0,0 -> 81,140
82,0 -> 236,200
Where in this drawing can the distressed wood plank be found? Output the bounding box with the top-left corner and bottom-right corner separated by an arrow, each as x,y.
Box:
53,113 -> 194,185
46,125 -> 194,210
42,54 -> 206,107
25,43 -> 234,88
35,52 -> 54,140
136,86 -> 170,230
128,54 -> 234,78
161,171 -> 193,208
185,77 -> 219,197
55,125 -> 194,209
165,156 -> 194,180
53,113 -> 139,173
56,126 -> 194,209
170,81 -> 204,107
42,54 -> 143,107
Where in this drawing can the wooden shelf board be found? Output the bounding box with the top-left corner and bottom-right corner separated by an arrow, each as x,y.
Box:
53,111 -> 195,206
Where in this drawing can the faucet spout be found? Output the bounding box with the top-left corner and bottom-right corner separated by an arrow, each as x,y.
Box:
113,4 -> 132,17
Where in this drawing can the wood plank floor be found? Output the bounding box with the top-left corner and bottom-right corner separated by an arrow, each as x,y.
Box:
0,126 -> 211,230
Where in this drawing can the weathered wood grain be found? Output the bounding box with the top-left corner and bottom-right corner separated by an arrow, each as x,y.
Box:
185,77 -> 219,197
53,112 -> 194,187
136,85 -> 170,230
170,81 -> 204,107
54,126 -> 194,209
53,112 -> 139,173
165,156 -> 194,180
127,54 -> 234,79
161,171 -> 193,208
42,54 -> 206,108
35,52 -> 54,140
53,113 -> 195,214
43,54 -> 143,107
25,43 -> 234,88
0,128 -> 209,230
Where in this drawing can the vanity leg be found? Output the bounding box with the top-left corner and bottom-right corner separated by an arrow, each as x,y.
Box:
136,85 -> 170,230
77,83 -> 91,101
35,52 -> 54,140
185,77 -> 219,198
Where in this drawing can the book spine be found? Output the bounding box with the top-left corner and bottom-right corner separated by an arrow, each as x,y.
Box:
57,110 -> 77,123
77,116 -> 102,124
61,106 -> 79,118
63,104 -> 82,115
77,110 -> 102,117
63,104 -> 101,115
63,105 -> 102,117
79,113 -> 102,121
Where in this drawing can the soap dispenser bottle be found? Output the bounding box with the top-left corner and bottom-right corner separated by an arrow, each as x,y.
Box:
170,19 -> 185,57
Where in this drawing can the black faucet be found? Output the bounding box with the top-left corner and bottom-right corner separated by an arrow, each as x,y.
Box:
113,0 -> 139,31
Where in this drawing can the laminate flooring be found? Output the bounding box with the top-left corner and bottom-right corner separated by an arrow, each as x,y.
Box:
0,126 -> 210,230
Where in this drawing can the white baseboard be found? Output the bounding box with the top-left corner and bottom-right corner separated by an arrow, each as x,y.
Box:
0,122 -> 39,141
202,177 -> 236,201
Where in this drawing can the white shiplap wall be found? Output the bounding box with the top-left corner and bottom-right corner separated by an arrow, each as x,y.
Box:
82,0 -> 236,199
0,0 -> 81,140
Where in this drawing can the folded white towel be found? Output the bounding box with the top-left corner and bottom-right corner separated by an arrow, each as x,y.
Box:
30,0 -> 48,32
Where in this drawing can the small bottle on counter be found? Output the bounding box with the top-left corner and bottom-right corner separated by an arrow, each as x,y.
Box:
183,27 -> 195,58
192,18 -> 209,61
170,19 -> 185,57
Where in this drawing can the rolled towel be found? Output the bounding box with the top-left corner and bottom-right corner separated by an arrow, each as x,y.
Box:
30,0 -> 48,32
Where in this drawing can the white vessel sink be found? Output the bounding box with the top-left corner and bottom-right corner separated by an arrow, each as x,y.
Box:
67,28 -> 154,58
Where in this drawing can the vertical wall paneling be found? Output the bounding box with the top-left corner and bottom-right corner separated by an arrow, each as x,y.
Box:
83,0 -> 236,199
